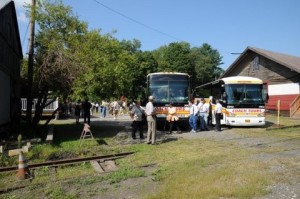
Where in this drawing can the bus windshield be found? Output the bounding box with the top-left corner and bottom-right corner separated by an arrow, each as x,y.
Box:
225,84 -> 264,106
148,75 -> 189,105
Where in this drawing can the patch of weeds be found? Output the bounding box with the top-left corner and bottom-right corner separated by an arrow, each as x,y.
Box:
27,144 -> 57,162
28,183 -> 45,191
0,153 -> 17,167
44,183 -> 78,199
99,187 -> 108,194
79,176 -> 100,186
151,166 -> 167,181
2,195 -> 18,199
105,166 -> 145,184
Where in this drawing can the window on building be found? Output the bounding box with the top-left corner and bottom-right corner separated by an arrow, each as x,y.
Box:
252,56 -> 260,71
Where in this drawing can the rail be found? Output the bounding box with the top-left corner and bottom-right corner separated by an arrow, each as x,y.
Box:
290,95 -> 300,118
0,152 -> 134,173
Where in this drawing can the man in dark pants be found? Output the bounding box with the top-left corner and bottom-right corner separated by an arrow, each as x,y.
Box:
82,99 -> 92,124
130,101 -> 144,140
215,99 -> 223,132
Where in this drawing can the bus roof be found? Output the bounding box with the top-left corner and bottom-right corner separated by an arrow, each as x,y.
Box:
147,72 -> 190,77
221,76 -> 263,84
194,76 -> 263,90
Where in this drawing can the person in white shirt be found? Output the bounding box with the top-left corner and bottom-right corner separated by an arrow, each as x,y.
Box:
215,99 -> 223,132
145,96 -> 156,144
113,101 -> 120,120
198,98 -> 209,131
189,99 -> 199,133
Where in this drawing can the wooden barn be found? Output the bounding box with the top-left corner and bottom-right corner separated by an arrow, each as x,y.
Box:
222,46 -> 300,118
0,0 -> 23,138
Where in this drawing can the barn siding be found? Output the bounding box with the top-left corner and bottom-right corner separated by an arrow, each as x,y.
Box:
0,1 -> 22,137
266,94 -> 299,111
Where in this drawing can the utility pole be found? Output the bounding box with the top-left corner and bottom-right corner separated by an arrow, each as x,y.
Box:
26,0 -> 36,125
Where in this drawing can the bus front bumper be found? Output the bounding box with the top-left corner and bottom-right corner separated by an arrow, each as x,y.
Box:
225,117 -> 265,126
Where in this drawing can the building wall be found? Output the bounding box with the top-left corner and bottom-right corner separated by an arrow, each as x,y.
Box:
0,1 -> 22,136
0,71 -> 10,125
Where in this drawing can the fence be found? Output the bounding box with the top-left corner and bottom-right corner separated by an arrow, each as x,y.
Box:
21,98 -> 59,112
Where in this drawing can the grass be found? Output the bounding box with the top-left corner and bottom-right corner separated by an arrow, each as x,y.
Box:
122,139 -> 272,199
1,115 -> 299,198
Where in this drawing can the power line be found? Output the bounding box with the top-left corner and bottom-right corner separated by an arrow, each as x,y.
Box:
92,0 -> 183,42
91,0 -> 235,55
22,20 -> 30,51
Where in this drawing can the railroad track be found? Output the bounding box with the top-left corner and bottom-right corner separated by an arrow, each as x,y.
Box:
0,151 -> 134,173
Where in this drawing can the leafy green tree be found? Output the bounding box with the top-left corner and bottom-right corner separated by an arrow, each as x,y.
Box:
70,33 -> 142,102
152,42 -> 193,74
130,51 -> 158,101
24,0 -> 88,128
191,43 -> 223,94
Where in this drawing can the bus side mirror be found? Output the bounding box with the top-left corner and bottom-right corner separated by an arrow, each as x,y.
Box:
262,93 -> 269,103
262,83 -> 268,103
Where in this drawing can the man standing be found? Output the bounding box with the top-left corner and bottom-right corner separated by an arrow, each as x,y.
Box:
215,99 -> 223,132
82,99 -> 92,124
113,100 -> 120,120
130,100 -> 144,140
145,96 -> 156,144
198,98 -> 209,131
189,99 -> 199,133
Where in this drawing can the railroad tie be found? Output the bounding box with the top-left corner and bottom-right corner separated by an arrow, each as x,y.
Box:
90,160 -> 105,173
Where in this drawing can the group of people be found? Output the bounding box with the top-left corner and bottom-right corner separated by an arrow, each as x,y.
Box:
189,98 -> 223,132
129,96 -> 156,144
73,99 -> 112,124
74,99 -> 92,124
73,95 -> 223,145
129,95 -> 224,145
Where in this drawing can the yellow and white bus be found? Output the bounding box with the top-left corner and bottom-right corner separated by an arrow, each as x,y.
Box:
146,72 -> 191,126
195,76 -> 267,126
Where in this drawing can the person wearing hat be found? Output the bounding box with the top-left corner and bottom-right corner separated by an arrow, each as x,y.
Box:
145,95 -> 156,144
166,103 -> 181,134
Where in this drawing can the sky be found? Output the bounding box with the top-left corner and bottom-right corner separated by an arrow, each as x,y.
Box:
14,0 -> 300,70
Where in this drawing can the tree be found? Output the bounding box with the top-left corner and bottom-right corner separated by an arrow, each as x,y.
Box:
24,0 -> 88,129
151,42 -> 223,93
152,42 -> 194,74
191,43 -> 223,89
